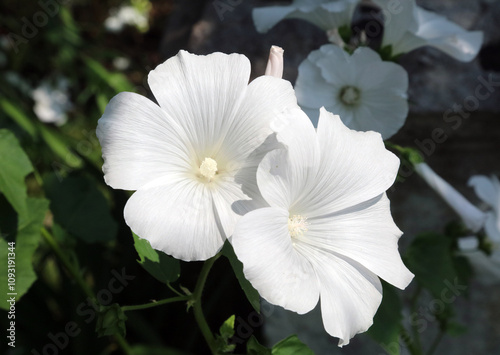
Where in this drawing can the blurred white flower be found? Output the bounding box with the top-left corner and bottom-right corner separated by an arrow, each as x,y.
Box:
232,107 -> 413,346
253,0 -> 359,38
97,50 -> 297,261
414,163 -> 486,232
372,0 -> 483,62
112,57 -> 131,71
295,44 -> 408,139
105,5 -> 149,33
32,78 -> 72,126
468,175 -> 500,242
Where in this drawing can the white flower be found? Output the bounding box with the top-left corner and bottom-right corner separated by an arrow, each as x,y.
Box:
468,175 -> 500,242
253,0 -> 359,36
32,78 -> 72,126
295,44 -> 408,139
231,107 -> 413,346
104,5 -> 149,33
97,50 -> 297,261
372,0 -> 483,62
414,163 -> 486,232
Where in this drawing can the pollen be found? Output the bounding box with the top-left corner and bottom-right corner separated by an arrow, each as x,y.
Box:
199,157 -> 218,180
288,214 -> 309,239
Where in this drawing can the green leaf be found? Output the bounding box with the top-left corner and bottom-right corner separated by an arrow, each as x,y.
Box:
38,125 -> 83,169
404,232 -> 458,299
0,99 -> 37,138
247,335 -> 272,355
222,241 -> 260,313
132,233 -> 180,283
84,57 -> 134,93
216,315 -> 236,353
96,303 -> 128,338
0,197 -> 49,310
272,335 -> 314,355
0,129 -> 33,216
367,282 -> 402,355
445,321 -> 467,337
43,174 -> 117,243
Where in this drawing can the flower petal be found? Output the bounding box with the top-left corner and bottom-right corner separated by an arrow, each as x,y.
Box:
468,175 -> 500,211
309,249 -> 382,346
484,211 -> 500,243
124,176 -> 224,261
97,92 -> 192,190
232,207 -> 320,314
257,108 -> 320,210
252,6 -> 295,33
414,8 -> 483,62
147,50 -> 251,156
298,108 -> 399,215
306,194 -> 414,289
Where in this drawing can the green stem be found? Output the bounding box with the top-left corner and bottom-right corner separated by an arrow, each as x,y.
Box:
41,227 -> 133,355
426,329 -> 444,355
192,252 -> 222,355
167,282 -> 185,297
122,296 -> 190,312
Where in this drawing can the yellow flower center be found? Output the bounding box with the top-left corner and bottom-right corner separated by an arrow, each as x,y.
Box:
199,157 -> 218,180
288,214 -> 309,239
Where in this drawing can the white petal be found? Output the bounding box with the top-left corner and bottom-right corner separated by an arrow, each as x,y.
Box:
414,8 -> 483,62
308,249 -> 382,346
295,50 -> 337,112
257,108 -> 320,210
305,194 -> 413,289
298,109 -> 399,216
124,176 -> 224,261
223,76 -> 298,166
457,236 -> 479,251
147,50 -> 251,156
232,207 -> 320,313
373,0 -> 419,47
461,249 -> 500,284
468,175 -> 500,211
97,92 -> 192,190
415,164 -> 486,232
484,212 -> 500,243
314,45 -> 354,86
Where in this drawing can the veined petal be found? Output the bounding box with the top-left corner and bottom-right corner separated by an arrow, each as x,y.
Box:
306,249 -> 382,346
124,176 -> 224,261
257,108 -> 320,210
97,92 -> 192,190
147,50 -> 251,156
306,194 -> 413,289
232,207 -> 320,314
298,109 -> 399,216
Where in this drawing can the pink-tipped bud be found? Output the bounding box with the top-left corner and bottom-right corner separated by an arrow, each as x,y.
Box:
265,45 -> 284,78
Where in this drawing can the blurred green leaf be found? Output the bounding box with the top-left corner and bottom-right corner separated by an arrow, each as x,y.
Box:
38,125 -> 83,169
0,197 -> 49,310
445,321 -> 467,337
222,241 -> 260,313
130,345 -> 192,355
404,232 -> 458,299
132,232 -> 180,283
0,129 -> 33,216
44,173 -> 117,243
96,303 -> 128,338
0,99 -> 37,138
84,57 -> 134,93
367,282 -> 402,355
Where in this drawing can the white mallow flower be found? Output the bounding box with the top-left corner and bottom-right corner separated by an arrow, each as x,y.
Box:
231,107 -> 414,346
414,163 -> 487,232
32,78 -> 72,126
252,0 -> 359,37
372,0 -> 483,62
97,50 -> 297,261
105,5 -> 149,33
295,44 -> 408,139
